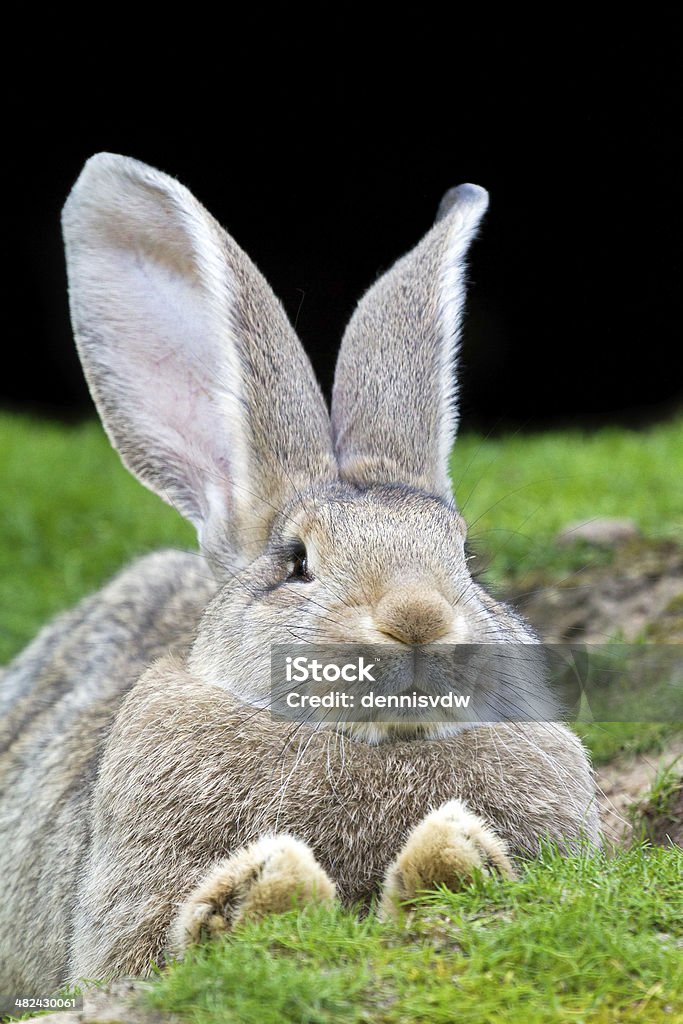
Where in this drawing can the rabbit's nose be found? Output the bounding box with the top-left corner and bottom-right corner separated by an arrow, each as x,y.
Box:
373,587 -> 453,644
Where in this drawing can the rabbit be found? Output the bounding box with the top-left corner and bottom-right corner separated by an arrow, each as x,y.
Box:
0,153 -> 599,993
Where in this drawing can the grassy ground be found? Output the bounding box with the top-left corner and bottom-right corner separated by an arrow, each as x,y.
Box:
451,417 -> 683,585
2,411 -> 683,1022
575,721 -> 681,766
140,846 -> 682,1024
0,413 -> 194,663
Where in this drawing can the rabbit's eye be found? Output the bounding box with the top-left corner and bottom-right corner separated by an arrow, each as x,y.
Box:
286,541 -> 312,582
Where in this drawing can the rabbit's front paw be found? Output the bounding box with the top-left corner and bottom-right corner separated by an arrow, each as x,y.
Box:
379,799 -> 516,919
168,834 -> 336,955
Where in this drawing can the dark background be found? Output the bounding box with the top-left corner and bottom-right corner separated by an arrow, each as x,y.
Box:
5,22 -> 681,432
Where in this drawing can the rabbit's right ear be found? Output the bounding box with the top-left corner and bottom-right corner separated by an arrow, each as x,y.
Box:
62,154 -> 336,563
331,185 -> 488,500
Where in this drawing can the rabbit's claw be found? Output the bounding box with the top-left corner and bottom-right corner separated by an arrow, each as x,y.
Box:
379,799 -> 517,919
168,835 -> 336,955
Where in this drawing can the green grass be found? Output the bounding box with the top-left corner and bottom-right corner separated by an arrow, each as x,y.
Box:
574,722 -> 681,766
572,642 -> 683,764
0,413 -> 194,662
451,417 -> 683,585
138,846 -> 683,1024
1,411 -> 681,663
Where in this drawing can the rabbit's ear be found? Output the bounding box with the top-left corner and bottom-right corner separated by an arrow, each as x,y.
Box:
62,153 -> 336,561
331,184 -> 488,499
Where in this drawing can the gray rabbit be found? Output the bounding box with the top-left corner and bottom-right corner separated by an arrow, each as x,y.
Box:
0,155 -> 598,992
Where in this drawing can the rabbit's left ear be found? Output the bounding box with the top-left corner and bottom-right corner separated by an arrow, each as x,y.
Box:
331,185 -> 488,499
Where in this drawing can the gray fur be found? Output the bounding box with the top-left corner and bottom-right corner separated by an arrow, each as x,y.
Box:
0,156 -> 599,991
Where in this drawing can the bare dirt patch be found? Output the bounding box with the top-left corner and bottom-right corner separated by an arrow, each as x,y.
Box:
596,738 -> 683,846
508,538 -> 683,644
507,534 -> 683,847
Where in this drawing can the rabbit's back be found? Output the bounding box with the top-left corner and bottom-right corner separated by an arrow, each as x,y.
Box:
0,548 -> 216,991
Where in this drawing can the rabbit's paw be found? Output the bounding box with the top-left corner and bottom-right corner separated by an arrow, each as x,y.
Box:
379,799 -> 516,919
168,834 -> 336,955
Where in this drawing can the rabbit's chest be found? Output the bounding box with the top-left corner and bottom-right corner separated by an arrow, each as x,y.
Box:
232,737 -> 466,905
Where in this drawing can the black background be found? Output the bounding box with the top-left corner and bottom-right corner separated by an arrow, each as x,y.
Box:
5,21 -> 681,431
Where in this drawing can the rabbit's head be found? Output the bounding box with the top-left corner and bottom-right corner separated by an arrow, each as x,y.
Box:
62,155 -> 539,743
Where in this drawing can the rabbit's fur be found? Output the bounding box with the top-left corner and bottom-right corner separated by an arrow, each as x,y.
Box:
0,155 -> 599,992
